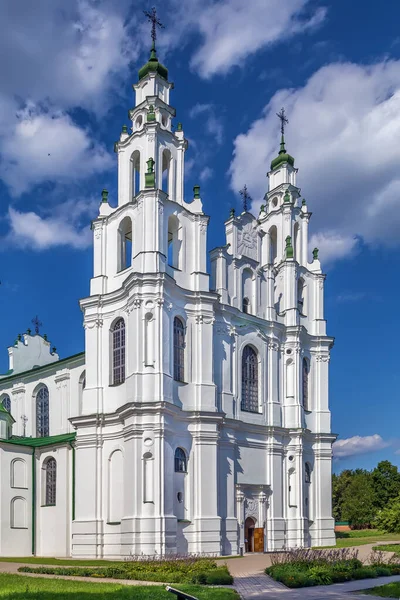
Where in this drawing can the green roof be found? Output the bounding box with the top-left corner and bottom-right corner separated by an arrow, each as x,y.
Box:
2,432 -> 76,448
0,403 -> 15,422
270,134 -> 295,171
0,351 -> 85,385
138,42 -> 168,82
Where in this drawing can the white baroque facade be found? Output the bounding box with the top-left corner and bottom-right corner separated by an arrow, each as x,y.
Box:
0,43 -> 336,558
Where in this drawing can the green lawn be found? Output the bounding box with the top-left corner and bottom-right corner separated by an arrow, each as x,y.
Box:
314,531 -> 400,549
0,557 -> 125,566
362,581 -> 400,597
372,544 -> 400,553
0,573 -> 239,600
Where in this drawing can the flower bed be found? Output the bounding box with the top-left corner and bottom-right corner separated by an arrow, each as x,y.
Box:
265,548 -> 400,588
18,557 -> 233,585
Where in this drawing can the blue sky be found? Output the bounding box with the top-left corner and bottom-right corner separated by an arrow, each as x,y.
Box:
1,0 -> 400,473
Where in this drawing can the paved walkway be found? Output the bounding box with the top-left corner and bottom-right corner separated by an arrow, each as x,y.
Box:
0,541 -> 399,598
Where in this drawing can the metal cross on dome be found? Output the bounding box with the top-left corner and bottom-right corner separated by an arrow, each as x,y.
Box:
32,315 -> 42,335
276,107 -> 289,136
239,184 -> 252,213
143,6 -> 165,44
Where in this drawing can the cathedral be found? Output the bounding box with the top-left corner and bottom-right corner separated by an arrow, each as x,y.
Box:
0,36 -> 336,558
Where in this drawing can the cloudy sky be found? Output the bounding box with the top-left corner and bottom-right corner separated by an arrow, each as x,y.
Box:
1,0 -> 399,471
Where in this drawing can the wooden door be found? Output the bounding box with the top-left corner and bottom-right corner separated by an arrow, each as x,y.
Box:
253,527 -> 264,552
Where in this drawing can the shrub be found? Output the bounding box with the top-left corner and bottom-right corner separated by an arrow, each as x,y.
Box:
374,566 -> 391,577
307,565 -> 332,585
330,570 -> 352,583
352,567 -> 378,579
280,572 -> 313,588
205,569 -> 233,585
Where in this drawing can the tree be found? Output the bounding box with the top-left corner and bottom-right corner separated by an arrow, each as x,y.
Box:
332,470 -> 353,521
374,495 -> 400,533
372,461 -> 400,511
341,471 -> 375,527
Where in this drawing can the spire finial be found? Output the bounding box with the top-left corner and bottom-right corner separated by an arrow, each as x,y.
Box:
31,316 -> 42,335
239,184 -> 252,213
143,7 -> 164,50
276,107 -> 289,154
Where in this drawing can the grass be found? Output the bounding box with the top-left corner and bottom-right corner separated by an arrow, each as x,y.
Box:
372,544 -> 400,554
362,581 -> 400,597
0,573 -> 239,600
314,531 -> 400,549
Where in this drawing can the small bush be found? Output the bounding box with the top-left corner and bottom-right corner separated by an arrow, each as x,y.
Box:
330,569 -> 352,583
205,569 -> 233,585
374,566 -> 391,577
307,565 -> 332,585
280,572 -> 313,588
352,567 -> 378,580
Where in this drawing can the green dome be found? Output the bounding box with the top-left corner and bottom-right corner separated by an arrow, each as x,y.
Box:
270,135 -> 295,171
138,43 -> 168,82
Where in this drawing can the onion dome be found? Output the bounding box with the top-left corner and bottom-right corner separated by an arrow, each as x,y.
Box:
138,42 -> 168,81
270,134 -> 295,170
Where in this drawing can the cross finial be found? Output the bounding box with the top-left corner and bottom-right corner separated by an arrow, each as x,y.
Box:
21,414 -> 28,437
31,315 -> 42,335
143,7 -> 164,45
239,184 -> 252,213
276,107 -> 289,136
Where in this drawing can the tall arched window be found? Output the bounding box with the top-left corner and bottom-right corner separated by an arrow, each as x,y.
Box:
131,150 -> 141,197
241,345 -> 259,413
242,268 -> 253,314
112,319 -> 126,385
173,317 -> 185,382
36,386 -> 49,437
303,358 -> 309,410
174,447 -> 187,472
168,215 -> 181,269
297,278 -> 305,314
44,457 -> 57,506
242,297 -> 250,314
269,226 -> 277,263
162,148 -> 173,196
2,395 -> 11,414
293,222 -> 300,261
305,462 -> 311,484
117,217 -> 132,272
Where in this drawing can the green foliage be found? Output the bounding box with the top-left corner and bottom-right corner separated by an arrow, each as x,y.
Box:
364,582 -> 400,598
351,567 -> 378,579
0,573 -> 239,600
372,461 -> 400,511
18,558 -> 232,586
333,461 -> 400,527
306,565 -> 332,585
372,544 -> 400,553
341,472 -> 375,526
374,496 -> 400,533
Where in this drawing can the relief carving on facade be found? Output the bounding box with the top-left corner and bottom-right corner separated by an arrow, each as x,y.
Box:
237,223 -> 258,260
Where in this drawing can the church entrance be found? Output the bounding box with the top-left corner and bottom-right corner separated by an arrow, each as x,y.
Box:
245,517 -> 264,552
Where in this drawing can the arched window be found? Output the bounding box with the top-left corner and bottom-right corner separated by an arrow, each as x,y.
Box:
303,358 -> 309,410
112,319 -> 126,385
305,462 -> 311,484
79,371 -> 86,414
294,222 -> 300,261
162,148 -> 173,196
269,226 -> 277,263
131,150 -> 141,197
241,345 -> 259,413
242,268 -> 253,314
168,215 -> 181,269
297,278 -> 305,313
2,395 -> 11,414
173,317 -> 185,382
174,447 -> 187,472
44,457 -> 57,506
118,217 -> 132,272
36,386 -> 49,437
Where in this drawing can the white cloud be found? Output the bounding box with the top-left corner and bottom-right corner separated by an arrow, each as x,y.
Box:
229,60 -> 400,264
7,195 -> 98,250
336,292 -> 366,303
189,103 -> 224,145
199,166 -> 214,183
333,434 -> 390,459
181,0 -> 326,79
309,232 -> 359,265
0,103 -> 112,195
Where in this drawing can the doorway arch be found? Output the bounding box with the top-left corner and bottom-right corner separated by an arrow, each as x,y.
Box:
245,516 -> 256,553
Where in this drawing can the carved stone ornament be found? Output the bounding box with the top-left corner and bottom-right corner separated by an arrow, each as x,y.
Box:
268,340 -> 279,351
84,318 -> 103,329
245,498 -> 259,519
94,224 -> 102,240
237,223 -> 257,260
316,354 -> 330,363
147,133 -> 155,142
